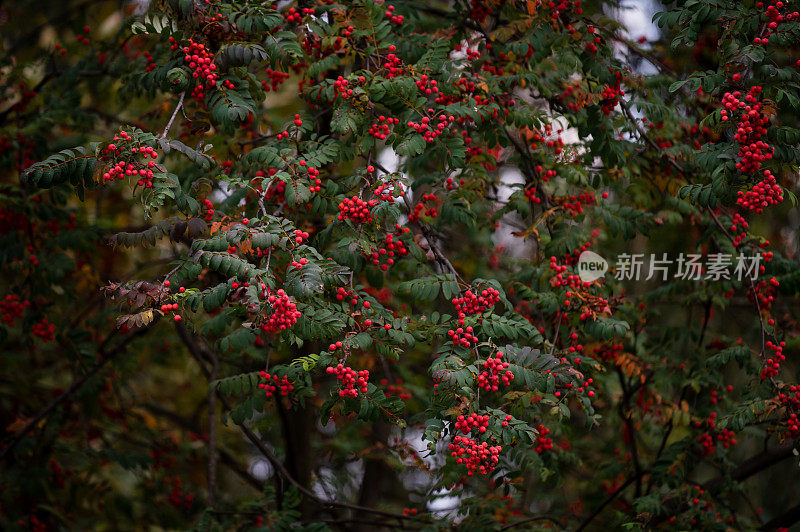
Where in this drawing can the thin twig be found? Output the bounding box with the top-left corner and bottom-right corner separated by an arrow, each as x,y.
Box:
160,92 -> 185,140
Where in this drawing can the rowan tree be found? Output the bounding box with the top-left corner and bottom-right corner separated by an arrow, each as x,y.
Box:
1,0 -> 800,530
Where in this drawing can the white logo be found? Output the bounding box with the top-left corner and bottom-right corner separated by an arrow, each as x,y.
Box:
577,251 -> 608,283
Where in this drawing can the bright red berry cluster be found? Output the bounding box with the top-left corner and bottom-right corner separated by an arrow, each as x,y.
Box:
202,198 -> 214,222
365,227 -> 409,271
448,435 -> 502,476
534,424 -> 554,453
786,413 -> 800,440
447,323 -> 479,347
101,131 -> 159,187
326,364 -> 370,398
761,339 -> 786,379
559,191 -> 596,216
159,301 -> 179,317
736,169 -> 783,213
599,71 -> 624,116
337,196 -> 377,223
454,413 -> 490,434
258,371 -> 294,397
289,257 -> 308,270
451,286 -> 500,315
334,76 -> 352,99
407,113 -> 455,143
382,47 -> 403,78
171,38 -> 219,102
721,87 -> 773,175
384,4 -> 404,25
754,1 -> 800,45
408,193 -> 438,223
368,115 -> 399,140
730,212 -> 749,247
414,74 -> 439,96
477,351 -> 514,391
261,289 -> 300,332
283,7 -> 305,24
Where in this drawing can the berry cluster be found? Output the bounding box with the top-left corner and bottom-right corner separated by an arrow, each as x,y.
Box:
696,412 -> 737,456
328,340 -> 344,351
448,435 -> 502,476
382,379 -> 412,400
283,7 -> 306,24
778,384 -> 800,410
599,71 -> 624,116
261,289 -> 300,332
337,196 -> 378,223
171,38 -> 219,102
166,476 -> 195,510
558,191 -> 596,216
384,4 -> 404,24
451,286 -> 500,315
365,227 -> 409,271
202,198 -> 214,222
293,229 -> 310,244
335,287 -> 358,305
749,276 -> 777,311
326,364 -> 370,398
736,169 -> 783,212
101,131 -> 159,187
786,413 -> 800,440
258,371 -> 295,397
305,165 -> 323,193
534,424 -> 554,453
159,301 -> 180,318
447,323 -> 479,347
454,413 -> 490,434
32,318 -> 55,342
720,87 -> 773,175
407,113 -> 455,143
754,1 -> 800,45
334,76 -> 352,99
372,181 -> 399,201
730,212 -> 749,247
477,351 -> 514,391
761,339 -> 786,379
289,257 -> 308,270
408,193 -> 438,223
584,25 -> 602,55
262,68 -> 290,92
17,516 -> 46,532
382,47 -> 403,78
415,74 -> 439,96
0,294 -> 29,326
548,256 -> 589,289
76,26 -> 91,45
368,115 -> 399,140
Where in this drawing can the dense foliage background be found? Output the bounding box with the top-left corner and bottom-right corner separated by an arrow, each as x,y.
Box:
1,0 -> 799,529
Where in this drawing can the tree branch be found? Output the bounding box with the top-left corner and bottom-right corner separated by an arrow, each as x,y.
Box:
1,322 -> 156,459
173,322 -> 422,523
